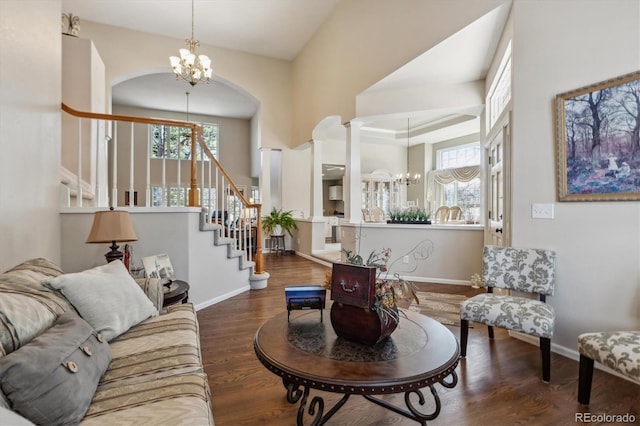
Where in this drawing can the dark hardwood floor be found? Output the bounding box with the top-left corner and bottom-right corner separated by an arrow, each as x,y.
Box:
197,254 -> 639,425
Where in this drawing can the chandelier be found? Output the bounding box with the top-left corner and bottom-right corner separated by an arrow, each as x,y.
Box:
397,118 -> 422,186
169,0 -> 212,86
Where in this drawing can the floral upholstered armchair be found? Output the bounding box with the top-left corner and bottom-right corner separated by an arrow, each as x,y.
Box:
460,245 -> 557,382
577,331 -> 640,405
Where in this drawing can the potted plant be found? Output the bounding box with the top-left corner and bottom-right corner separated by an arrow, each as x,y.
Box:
261,207 -> 298,237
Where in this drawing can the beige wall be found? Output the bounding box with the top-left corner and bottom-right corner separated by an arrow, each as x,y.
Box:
291,0 -> 509,144
0,1 -> 62,271
508,0 -> 640,351
75,20 -> 292,151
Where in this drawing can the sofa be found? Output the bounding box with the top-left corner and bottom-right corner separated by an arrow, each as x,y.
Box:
0,258 -> 214,425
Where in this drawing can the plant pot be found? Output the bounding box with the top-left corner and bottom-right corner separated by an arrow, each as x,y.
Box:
272,224 -> 283,236
330,302 -> 399,346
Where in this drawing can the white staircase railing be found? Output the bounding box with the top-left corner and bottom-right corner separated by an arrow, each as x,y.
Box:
61,103 -> 264,275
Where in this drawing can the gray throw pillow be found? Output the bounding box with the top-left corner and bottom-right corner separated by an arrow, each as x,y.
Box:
0,312 -> 111,426
45,260 -> 158,341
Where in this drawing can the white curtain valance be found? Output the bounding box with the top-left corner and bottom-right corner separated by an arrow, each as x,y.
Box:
426,165 -> 481,205
429,165 -> 480,184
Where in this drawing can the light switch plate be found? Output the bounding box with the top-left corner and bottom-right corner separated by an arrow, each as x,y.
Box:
532,203 -> 554,219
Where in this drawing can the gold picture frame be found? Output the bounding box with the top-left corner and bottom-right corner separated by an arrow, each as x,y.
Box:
554,71 -> 640,201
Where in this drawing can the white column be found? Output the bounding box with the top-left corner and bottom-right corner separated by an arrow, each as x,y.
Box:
260,148 -> 272,214
310,139 -> 323,219
344,120 -> 363,223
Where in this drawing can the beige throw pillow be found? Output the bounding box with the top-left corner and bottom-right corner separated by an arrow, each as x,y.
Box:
45,260 -> 158,341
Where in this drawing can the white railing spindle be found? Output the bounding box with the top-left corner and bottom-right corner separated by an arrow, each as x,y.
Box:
146,125 -> 151,207
76,119 -> 83,207
128,123 -> 135,207
112,121 -> 118,206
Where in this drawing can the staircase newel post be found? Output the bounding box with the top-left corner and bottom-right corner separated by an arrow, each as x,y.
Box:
188,124 -> 200,207
254,205 -> 264,274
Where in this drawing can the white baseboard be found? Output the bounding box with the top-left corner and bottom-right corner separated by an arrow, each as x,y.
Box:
194,285 -> 250,311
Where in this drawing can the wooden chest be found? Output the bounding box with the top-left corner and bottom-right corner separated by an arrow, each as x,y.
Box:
330,263 -> 376,308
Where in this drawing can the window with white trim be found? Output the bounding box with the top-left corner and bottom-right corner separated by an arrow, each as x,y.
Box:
434,143 -> 481,222
150,186 -> 216,207
150,122 -> 218,160
487,41 -> 512,130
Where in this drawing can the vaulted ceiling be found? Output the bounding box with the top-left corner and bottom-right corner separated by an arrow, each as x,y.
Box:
61,0 -> 510,142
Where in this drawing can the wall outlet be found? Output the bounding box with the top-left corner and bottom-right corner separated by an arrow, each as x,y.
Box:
532,203 -> 554,219
403,255 -> 409,264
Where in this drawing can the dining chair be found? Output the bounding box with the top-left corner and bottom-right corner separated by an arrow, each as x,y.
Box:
448,206 -> 463,221
434,206 -> 450,223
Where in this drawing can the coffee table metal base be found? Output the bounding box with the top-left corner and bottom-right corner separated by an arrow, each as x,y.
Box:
282,369 -> 458,425
254,306 -> 460,425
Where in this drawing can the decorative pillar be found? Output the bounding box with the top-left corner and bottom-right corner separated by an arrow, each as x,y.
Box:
344,121 -> 363,223
310,140 -> 323,219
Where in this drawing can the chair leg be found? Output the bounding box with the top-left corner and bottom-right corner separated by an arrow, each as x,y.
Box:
540,337 -> 551,382
460,320 -> 469,357
487,325 -> 494,339
578,354 -> 595,405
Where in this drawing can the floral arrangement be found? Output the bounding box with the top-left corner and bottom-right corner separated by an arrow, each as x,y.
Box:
341,247 -> 419,324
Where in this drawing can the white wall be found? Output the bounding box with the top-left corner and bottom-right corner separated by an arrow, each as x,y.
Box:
60,209 -> 250,308
0,1 -> 62,271
509,0 -> 640,352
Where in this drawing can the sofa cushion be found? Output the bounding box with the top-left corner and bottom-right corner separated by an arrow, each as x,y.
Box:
80,372 -> 214,426
460,293 -> 555,338
100,304 -> 203,388
135,277 -> 165,312
45,260 -> 158,341
0,312 -> 111,426
0,258 -> 74,358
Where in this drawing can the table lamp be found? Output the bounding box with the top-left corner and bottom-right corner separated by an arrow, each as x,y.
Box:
86,207 -> 138,263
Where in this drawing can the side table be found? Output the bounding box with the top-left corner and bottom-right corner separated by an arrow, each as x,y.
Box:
163,280 -> 190,307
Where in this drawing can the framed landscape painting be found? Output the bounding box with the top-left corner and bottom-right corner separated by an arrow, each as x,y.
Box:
554,71 -> 640,201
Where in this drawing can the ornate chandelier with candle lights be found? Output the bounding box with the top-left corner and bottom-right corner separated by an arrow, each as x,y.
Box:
169,0 -> 212,87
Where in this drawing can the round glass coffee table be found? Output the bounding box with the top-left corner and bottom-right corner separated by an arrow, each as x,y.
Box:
254,304 -> 460,425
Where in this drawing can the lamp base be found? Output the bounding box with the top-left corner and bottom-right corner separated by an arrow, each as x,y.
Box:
104,241 -> 124,263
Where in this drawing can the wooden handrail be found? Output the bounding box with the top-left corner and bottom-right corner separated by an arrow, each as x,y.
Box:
196,133 -> 264,274
62,102 -> 265,275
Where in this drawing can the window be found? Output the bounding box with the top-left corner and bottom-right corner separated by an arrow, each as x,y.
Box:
487,41 -> 512,130
151,186 -> 217,208
435,143 -> 481,222
150,122 -> 218,160
151,186 -> 186,207
437,143 -> 481,169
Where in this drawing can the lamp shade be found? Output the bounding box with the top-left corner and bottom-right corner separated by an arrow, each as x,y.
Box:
86,210 -> 138,244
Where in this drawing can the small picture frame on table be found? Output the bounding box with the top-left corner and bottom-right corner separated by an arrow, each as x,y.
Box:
142,253 -> 176,286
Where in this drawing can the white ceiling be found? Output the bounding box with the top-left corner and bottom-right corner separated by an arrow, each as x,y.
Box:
61,0 -> 510,138
61,0 -> 341,61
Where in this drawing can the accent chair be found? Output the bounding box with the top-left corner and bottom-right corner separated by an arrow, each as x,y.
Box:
460,245 -> 557,382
